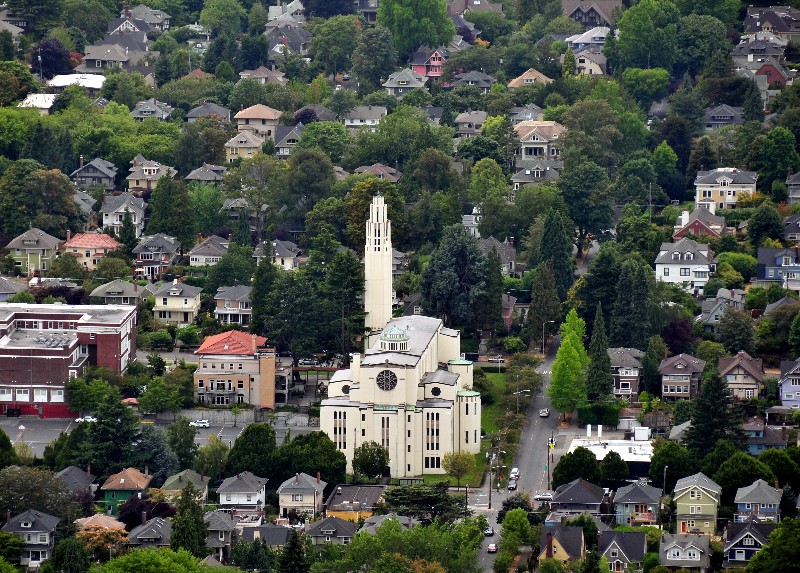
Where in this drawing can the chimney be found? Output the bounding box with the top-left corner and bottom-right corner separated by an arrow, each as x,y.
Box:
66,230 -> 71,242
79,155 -> 84,168
726,521 -> 732,539
295,473 -> 300,483
546,531 -> 553,559
145,465 -> 149,476
317,471 -> 320,484
87,464 -> 91,477
141,511 -> 147,525
775,479 -> 780,489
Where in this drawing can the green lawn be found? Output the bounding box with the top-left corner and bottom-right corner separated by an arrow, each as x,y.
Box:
481,372 -> 506,434
421,442 -> 489,487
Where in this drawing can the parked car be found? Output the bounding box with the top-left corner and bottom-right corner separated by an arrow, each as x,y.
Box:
298,358 -> 319,366
533,491 -> 554,502
488,355 -> 504,363
189,419 -> 210,428
509,467 -> 520,480
507,478 -> 518,491
484,525 -> 494,536
539,408 -> 550,417
75,416 -> 97,423
487,543 -> 498,553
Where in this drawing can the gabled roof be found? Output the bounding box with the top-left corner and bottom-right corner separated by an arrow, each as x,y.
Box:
599,530 -> 647,564
226,131 -> 265,148
196,329 -> 267,357
189,235 -> 229,258
56,465 -> 96,493
128,517 -> 171,544
765,295 -> 800,316
100,192 -> 145,215
452,70 -> 495,88
477,236 -> 515,266
204,510 -> 236,532
107,16 -> 152,33
703,104 -> 744,125
131,98 -> 173,120
274,124 -> 304,146
278,472 -> 327,494
354,163 -> 403,182
734,479 -> 782,505
218,471 -> 268,494
64,233 -> 120,250
324,484 -> 386,512
7,228 -> 60,251
541,525 -> 584,560
133,233 -> 180,254
239,66 -> 287,84
507,68 -> 554,89
162,469 -> 210,492
307,515 -> 358,538
213,285 -> 252,303
561,0 -> 621,25
719,351 -> 764,382
1,510 -> 59,534
659,353 -> 706,376
615,481 -> 662,505
153,281 -> 203,298
360,513 -> 417,535
694,167 -> 758,185
240,523 -> 291,544
660,533 -> 710,568
74,513 -> 125,530
185,163 -> 227,182
18,93 -> 58,111
71,157 -> 118,179
254,239 -> 301,259
455,110 -> 488,124
344,105 -> 388,121
0,276 -> 26,296
724,519 -> 776,551
607,347 -> 645,369
294,104 -> 337,122
509,104 -> 544,122
674,472 -> 721,496
655,237 -> 716,266
566,26 -> 610,46
383,68 -> 427,89
514,120 -> 566,142
186,102 -> 230,119
553,478 -> 604,505
234,104 -> 282,120
757,246 -> 800,266
101,467 -> 152,491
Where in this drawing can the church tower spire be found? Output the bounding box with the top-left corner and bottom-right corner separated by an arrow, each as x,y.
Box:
364,194 -> 393,342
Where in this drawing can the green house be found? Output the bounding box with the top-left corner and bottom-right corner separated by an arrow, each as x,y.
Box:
100,468 -> 152,515
6,228 -> 60,276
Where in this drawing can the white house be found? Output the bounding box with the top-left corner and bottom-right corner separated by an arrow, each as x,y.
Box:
655,238 -> 717,294
217,471 -> 268,518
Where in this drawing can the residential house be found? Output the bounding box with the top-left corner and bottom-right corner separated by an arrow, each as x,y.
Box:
784,213 -> 800,241
239,66 -> 287,85
674,472 -> 721,535
217,471 -> 268,517
614,481 -> 662,527
659,533 -> 711,572
672,207 -> 727,241
6,228 -> 60,276
100,467 -> 152,515
56,466 -> 96,495
153,280 -> 202,325
566,26 -> 609,51
71,157 -> 118,190
254,239 -> 302,270
186,102 -> 231,122
734,54 -> 795,87
737,68 -> 772,108
294,104 -> 337,123
607,347 -> 645,400
194,330 -> 279,409
742,418 -> 787,455
0,276 -> 26,302
61,232 -> 120,271
132,233 -> 181,279
360,514 -> 418,535
447,0 -> 504,16
539,525 -> 585,566
694,167 -> 758,213
698,298 -> 731,335
764,295 -> 799,317
455,110 -> 488,138
324,484 -> 386,521
507,68 -> 553,89
513,120 -> 566,166
477,236 -> 516,277
307,516 -> 357,546
90,279 -> 145,306
343,105 -> 387,131
786,172 -> 800,205
127,517 -> 171,548
161,469 -> 210,503
126,155 -> 177,195
383,68 -> 428,98
128,4 -> 171,31
354,163 -> 403,182
240,523 -> 291,547
0,9 -> 24,39
131,98 -> 173,121
572,48 -> 608,76
185,163 -> 227,185
213,285 -> 253,326
744,6 -> 800,42
274,124 -> 305,157
655,238 -> 716,293
265,23 -> 312,60
755,247 -> 800,290
779,357 -> 800,408
17,93 -> 57,115
452,71 -> 495,93
1,510 -> 59,569
76,44 -> 131,73
462,206 -> 482,238
411,46 -> 450,83
268,0 -> 305,22
659,354 -> 706,401
720,351 -> 764,400
511,163 -> 559,191
599,530 -> 647,573
355,0 -> 379,22
717,288 -> 747,309
723,519 -> 776,568
204,510 -> 237,562
189,235 -> 229,267
734,479 -> 782,523
225,130 -> 264,163
277,472 -> 327,519
75,193 -> 98,231
234,104 -> 282,139
100,192 -> 146,238
562,0 -> 621,28
74,514 -> 125,531
733,38 -> 786,64
703,105 -> 744,132
551,478 -> 605,515
47,73 -> 105,96
509,104 -> 545,124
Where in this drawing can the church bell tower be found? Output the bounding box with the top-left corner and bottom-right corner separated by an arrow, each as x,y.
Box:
363,194 -> 393,346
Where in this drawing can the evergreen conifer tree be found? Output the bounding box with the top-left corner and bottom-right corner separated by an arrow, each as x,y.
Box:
743,80 -> 765,123
540,208 -> 574,301
522,261 -> 561,350
118,208 -> 137,259
276,529 -> 310,573
586,304 -> 613,401
610,259 -> 651,350
684,369 -> 746,456
170,482 -> 208,557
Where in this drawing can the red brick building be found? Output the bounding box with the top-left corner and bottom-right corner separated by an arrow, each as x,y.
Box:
0,303 -> 137,417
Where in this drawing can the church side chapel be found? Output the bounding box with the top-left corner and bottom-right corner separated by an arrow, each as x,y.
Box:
320,195 -> 481,478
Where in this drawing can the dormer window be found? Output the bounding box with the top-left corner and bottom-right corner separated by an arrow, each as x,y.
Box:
720,179 -> 729,187
672,252 -> 680,260
20,521 -> 31,528
684,252 -> 693,260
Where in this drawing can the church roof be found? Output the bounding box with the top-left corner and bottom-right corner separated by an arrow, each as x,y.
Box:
361,316 -> 443,367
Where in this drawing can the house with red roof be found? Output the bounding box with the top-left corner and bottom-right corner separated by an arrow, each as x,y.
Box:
194,330 -> 284,410
61,232 -> 120,270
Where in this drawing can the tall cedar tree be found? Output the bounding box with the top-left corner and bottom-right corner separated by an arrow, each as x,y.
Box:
170,482 -> 208,557
117,209 -> 137,259
684,370 -> 746,456
586,304 -> 613,401
523,261 -> 561,349
145,177 -> 196,248
641,335 -> 669,395
475,247 -> 504,331
610,259 -> 651,350
540,208 -> 574,300
250,260 -> 279,337
276,529 -> 310,573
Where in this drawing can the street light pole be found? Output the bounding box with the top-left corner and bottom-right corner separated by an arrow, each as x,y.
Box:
663,465 -> 669,494
542,320 -> 555,354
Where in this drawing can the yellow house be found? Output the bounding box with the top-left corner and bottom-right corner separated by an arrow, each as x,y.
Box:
153,279 -> 202,325
225,131 -> 264,163
539,526 -> 585,566
324,484 -> 386,522
61,232 -> 120,270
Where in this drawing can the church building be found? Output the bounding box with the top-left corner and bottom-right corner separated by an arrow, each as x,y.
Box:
320,195 -> 481,478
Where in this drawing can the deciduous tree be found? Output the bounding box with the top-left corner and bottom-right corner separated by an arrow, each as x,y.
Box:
352,441 -> 390,479
377,0 -> 455,57
167,417 -> 198,471
226,423 -> 276,478
552,446 -> 600,488
442,451 -> 474,487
